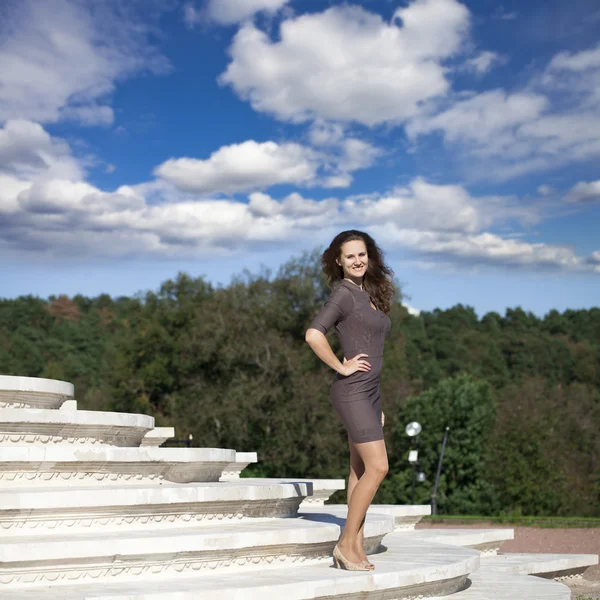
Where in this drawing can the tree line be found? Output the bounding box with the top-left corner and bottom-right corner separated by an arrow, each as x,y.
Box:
1,250 -> 598,516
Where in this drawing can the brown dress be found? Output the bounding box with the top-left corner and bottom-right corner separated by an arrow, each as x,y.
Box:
310,279 -> 391,443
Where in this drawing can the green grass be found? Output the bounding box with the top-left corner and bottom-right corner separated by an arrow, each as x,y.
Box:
422,515 -> 600,528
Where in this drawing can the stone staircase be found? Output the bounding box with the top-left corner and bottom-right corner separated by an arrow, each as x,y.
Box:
0,375 -> 597,599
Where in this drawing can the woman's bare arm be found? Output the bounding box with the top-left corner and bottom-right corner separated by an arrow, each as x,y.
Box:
305,329 -> 370,376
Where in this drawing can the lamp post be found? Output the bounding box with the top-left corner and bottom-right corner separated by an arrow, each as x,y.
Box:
431,427 -> 450,516
405,421 -> 422,505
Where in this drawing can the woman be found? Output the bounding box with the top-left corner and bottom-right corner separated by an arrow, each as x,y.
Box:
305,230 -> 394,571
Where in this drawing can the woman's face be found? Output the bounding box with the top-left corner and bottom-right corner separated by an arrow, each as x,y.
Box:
337,239 -> 368,280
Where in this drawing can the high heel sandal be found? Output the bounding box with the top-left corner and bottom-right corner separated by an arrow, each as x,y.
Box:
332,545 -> 373,571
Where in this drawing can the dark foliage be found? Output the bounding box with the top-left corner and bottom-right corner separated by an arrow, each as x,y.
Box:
1,250 -> 598,516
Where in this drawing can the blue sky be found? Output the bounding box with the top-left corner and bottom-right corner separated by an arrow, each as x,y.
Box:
1,0 -> 599,317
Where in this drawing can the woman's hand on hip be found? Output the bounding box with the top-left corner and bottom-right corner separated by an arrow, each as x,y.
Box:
381,412 -> 385,426
340,354 -> 371,376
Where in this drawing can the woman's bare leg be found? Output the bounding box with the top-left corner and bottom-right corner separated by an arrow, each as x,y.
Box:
347,436 -> 368,562
337,438 -> 388,564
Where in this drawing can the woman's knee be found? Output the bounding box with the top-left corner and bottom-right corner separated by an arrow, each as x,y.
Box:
368,458 -> 388,480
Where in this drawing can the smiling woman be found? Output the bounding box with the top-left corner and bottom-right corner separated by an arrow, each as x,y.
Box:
304,229 -> 395,571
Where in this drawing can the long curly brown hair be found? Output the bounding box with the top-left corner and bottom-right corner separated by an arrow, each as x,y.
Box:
321,230 -> 395,314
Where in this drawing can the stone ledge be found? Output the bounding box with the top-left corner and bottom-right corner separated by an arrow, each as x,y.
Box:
219,452 -> 258,480
0,515 -> 393,587
397,528 -> 515,554
0,408 -> 154,447
0,447 -> 236,486
238,478 -> 345,506
428,570 -> 571,599
0,376 -> 74,409
0,536 -> 479,598
309,504 -> 431,530
1,481 -> 310,534
140,428 -> 175,447
485,552 -> 599,580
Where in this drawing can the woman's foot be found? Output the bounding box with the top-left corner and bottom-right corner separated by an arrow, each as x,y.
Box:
332,544 -> 372,571
355,537 -> 374,569
336,540 -> 365,565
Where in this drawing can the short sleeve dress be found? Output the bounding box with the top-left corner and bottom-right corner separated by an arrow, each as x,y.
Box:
309,279 -> 391,444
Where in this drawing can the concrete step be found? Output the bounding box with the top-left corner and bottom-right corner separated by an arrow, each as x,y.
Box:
0,536 -> 479,599
301,503 -> 432,530
484,551 -> 599,580
140,428 -> 175,447
0,447 -> 235,487
0,513 -> 394,588
0,376 -> 73,410
0,408 -> 154,447
219,452 -> 258,479
429,570 -> 571,600
244,478 -> 345,506
397,528 -> 515,554
1,480 -> 311,535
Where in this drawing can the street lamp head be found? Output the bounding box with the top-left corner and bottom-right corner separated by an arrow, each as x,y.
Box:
405,421 -> 422,437
417,472 -> 426,483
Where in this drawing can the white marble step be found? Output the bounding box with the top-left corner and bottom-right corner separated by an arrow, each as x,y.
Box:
302,504 -> 432,530
0,537 -> 480,599
397,528 -> 514,554
484,551 -> 599,579
1,480 -> 311,535
0,447 -> 235,487
0,408 -> 154,447
0,513 -> 395,588
0,376 -> 73,409
220,452 -> 258,479
140,428 -> 175,447
245,478 -> 345,506
429,570 -> 571,600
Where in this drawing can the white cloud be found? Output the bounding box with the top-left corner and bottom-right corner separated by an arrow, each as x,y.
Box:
155,140 -> 321,195
566,180 -> 600,203
407,90 -> 548,150
248,191 -> 338,220
206,0 -> 289,25
0,119 -> 83,180
154,136 -> 381,195
548,44 -> 600,72
403,303 -> 421,316
407,42 -> 600,180
588,251 -> 600,269
374,226 -> 593,272
341,178 -> 520,234
1,167 -> 597,274
0,122 -> 595,274
0,0 -> 169,126
219,1 -> 470,125
463,51 -> 504,74
308,121 -> 345,147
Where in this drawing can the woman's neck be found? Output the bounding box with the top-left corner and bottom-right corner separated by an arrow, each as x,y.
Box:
343,276 -> 363,290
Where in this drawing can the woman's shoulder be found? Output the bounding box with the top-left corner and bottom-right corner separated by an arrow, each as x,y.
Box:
327,280 -> 355,309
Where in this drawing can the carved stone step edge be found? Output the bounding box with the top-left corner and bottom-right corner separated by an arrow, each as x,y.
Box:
240,477 -> 345,506
0,447 -> 236,486
140,428 -> 175,447
483,551 -> 599,581
0,408 -> 154,447
305,503 -> 432,530
395,528 -> 515,555
219,452 -> 257,480
0,376 -> 73,409
0,481 -> 310,534
0,515 -> 394,588
0,536 -> 480,599
428,570 -> 571,600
